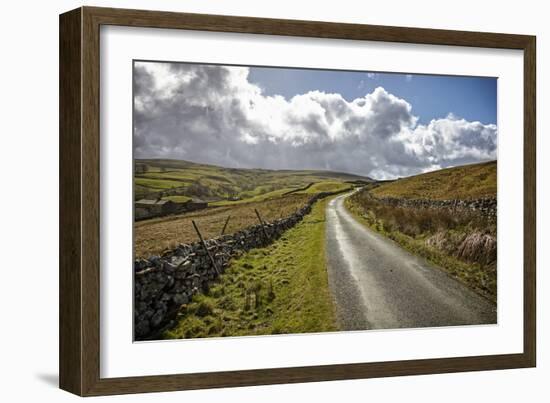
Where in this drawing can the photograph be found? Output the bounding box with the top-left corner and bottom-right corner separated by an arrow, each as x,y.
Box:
132,60 -> 498,341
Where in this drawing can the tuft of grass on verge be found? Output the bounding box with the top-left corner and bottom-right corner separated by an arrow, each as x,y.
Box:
163,198 -> 338,339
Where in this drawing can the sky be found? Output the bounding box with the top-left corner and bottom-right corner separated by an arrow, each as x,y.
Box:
133,61 -> 497,179
248,68 -> 497,126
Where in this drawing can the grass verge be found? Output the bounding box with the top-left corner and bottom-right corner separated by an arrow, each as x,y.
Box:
163,198 -> 338,339
345,194 -> 496,302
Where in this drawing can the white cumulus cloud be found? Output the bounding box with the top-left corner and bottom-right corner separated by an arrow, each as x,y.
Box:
134,62 -> 497,179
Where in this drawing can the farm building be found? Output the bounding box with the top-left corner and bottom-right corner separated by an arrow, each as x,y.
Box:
186,198 -> 208,211
135,199 -> 178,219
134,197 -> 208,220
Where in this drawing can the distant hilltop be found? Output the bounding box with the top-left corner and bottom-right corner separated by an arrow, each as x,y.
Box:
371,160 -> 497,201
134,158 -> 373,203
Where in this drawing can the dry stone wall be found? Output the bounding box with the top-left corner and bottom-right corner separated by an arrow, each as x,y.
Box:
372,195 -> 497,218
134,189 -> 349,340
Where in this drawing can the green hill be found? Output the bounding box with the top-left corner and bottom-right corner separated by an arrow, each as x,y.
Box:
371,160 -> 497,200
134,159 -> 372,201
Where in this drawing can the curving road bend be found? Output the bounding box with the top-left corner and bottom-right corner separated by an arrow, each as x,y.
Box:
325,192 -> 497,331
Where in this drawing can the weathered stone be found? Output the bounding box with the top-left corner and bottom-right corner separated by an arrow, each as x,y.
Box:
134,259 -> 149,271
135,319 -> 150,337
370,194 -> 496,218
170,255 -> 187,267
150,310 -> 164,327
148,255 -> 161,267
173,293 -> 189,305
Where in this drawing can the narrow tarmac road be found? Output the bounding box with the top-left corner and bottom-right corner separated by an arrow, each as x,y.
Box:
325,192 -> 497,331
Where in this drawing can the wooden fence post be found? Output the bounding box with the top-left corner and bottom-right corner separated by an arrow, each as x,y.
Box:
221,215 -> 231,236
192,220 -> 220,275
254,209 -> 269,240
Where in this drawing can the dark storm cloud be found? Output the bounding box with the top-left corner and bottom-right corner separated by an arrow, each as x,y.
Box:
133,62 -> 497,179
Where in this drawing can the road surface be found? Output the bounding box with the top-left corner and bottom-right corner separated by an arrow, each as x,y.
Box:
325,192 -> 497,330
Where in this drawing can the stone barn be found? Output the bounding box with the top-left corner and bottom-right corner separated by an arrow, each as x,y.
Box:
135,199 -> 177,219
186,198 -> 208,211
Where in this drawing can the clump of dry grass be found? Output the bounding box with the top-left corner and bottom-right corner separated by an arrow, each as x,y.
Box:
455,232 -> 497,265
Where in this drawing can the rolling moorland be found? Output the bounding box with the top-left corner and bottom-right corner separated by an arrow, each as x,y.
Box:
134,159 -> 370,338
135,158 -> 368,202
134,159 -> 497,339
346,160 -> 497,300
134,159 -> 370,258
370,160 -> 497,200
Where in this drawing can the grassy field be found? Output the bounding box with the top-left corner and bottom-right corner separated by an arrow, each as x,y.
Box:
346,161 -> 497,301
296,181 -> 351,194
163,198 -> 338,339
134,194 -> 311,258
161,195 -> 191,203
134,159 -> 367,258
134,158 -> 370,201
371,160 -> 496,200
209,187 -> 298,207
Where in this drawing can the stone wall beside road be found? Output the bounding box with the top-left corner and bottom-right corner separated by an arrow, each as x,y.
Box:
371,194 -> 497,218
134,189 -> 349,340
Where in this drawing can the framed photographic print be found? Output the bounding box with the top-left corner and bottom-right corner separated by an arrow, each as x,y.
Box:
59,6 -> 536,396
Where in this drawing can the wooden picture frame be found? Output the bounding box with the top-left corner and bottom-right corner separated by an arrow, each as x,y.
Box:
59,6 -> 536,396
